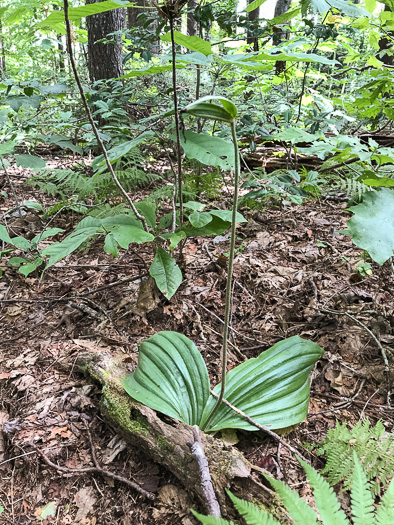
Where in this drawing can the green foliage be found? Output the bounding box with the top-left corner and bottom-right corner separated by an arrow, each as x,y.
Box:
193,454 -> 394,525
122,331 -> 323,431
0,224 -> 64,277
149,247 -> 183,299
345,189 -> 394,265
27,150 -> 159,201
313,420 -> 394,497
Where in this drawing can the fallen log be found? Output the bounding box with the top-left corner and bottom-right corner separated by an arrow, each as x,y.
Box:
77,350 -> 288,521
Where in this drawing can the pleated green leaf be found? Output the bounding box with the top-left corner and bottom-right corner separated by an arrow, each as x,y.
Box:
200,336 -> 324,432
184,96 -> 237,123
122,332 -> 210,426
123,333 -> 323,432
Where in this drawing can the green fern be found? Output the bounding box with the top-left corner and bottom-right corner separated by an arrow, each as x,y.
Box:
192,455 -> 394,525
334,176 -> 368,202
314,420 -> 393,497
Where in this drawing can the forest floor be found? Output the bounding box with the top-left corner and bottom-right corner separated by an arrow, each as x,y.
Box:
0,155 -> 393,524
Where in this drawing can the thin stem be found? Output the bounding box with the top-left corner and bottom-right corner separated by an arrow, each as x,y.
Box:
62,0 -> 148,231
169,16 -> 184,230
201,120 -> 240,432
1,157 -> 22,217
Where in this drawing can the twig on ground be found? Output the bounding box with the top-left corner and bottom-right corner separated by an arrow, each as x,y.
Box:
209,391 -> 310,464
194,300 -> 267,345
187,425 -> 221,517
309,378 -> 366,416
29,437 -> 156,500
319,307 -> 391,406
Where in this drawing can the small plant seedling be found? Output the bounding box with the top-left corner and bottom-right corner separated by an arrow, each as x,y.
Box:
356,261 -> 372,276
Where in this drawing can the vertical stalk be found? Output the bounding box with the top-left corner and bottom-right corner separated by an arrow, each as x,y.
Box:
63,0 -> 148,231
169,16 -> 184,229
201,121 -> 240,432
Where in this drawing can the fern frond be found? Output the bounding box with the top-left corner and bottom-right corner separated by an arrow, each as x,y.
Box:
264,474 -> 317,525
374,478 -> 394,525
190,510 -> 235,525
316,420 -> 393,496
351,452 -> 374,525
227,491 -> 281,525
299,458 -> 349,525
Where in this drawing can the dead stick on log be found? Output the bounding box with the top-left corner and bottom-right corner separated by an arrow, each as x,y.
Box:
187,425 -> 221,517
319,307 -> 391,406
29,441 -> 155,500
210,392 -> 310,464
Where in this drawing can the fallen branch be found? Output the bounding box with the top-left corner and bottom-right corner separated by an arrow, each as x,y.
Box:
187,426 -> 221,517
75,350 -> 285,519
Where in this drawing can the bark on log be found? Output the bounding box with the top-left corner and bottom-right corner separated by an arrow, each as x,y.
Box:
77,350 -> 288,520
242,146 -> 324,172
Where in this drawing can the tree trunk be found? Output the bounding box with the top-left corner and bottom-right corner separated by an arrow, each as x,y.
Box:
187,0 -> 197,37
86,0 -> 126,82
246,0 -> 260,51
379,5 -> 394,66
127,0 -> 160,55
76,350 -> 288,520
273,0 -> 292,74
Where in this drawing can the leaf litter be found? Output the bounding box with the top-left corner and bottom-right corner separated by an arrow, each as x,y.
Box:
0,156 -> 393,524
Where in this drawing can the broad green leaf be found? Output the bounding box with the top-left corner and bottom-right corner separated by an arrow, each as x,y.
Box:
32,228 -> 64,244
14,154 -> 47,169
22,200 -> 44,211
183,215 -> 231,237
8,257 -> 29,266
210,210 -> 247,223
183,201 -> 205,212
42,217 -> 102,268
110,224 -> 154,248
120,64 -> 185,79
19,257 -> 44,277
347,189 -> 394,265
224,52 -> 337,66
246,0 -> 269,13
165,231 -> 186,251
175,52 -> 212,66
122,331 -> 210,425
0,225 -> 13,245
309,0 -> 368,17
134,201 -> 157,228
37,501 -> 56,520
188,211 -> 212,228
38,1 -> 133,29
7,95 -> 42,112
270,6 -> 301,24
149,247 -> 183,299
184,96 -> 237,123
200,336 -> 324,432
92,131 -> 154,174
104,232 -> 120,257
46,134 -> 82,154
39,83 -> 69,95
160,31 -> 212,56
360,173 -> 394,187
179,130 -> 235,169
0,141 -> 17,155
